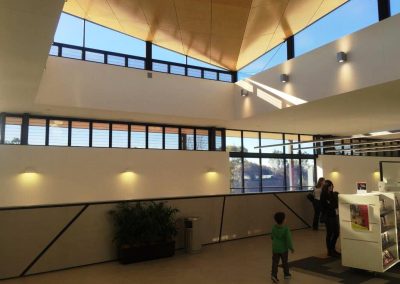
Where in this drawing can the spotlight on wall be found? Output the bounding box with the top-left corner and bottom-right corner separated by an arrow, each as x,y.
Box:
336,51 -> 347,63
23,167 -> 37,174
240,89 -> 249,97
206,168 -> 217,173
280,74 -> 289,83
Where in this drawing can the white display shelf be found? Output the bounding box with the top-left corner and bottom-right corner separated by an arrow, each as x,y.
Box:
339,192 -> 399,272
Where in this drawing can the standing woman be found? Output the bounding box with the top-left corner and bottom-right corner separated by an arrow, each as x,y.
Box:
320,180 -> 340,257
312,177 -> 325,230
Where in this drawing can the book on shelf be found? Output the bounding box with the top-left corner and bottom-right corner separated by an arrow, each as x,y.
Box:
381,216 -> 387,226
382,232 -> 393,248
383,249 -> 395,266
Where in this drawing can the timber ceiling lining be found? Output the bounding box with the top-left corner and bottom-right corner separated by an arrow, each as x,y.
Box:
63,0 -> 347,70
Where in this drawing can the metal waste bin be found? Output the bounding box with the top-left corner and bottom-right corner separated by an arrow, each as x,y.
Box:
184,217 -> 201,253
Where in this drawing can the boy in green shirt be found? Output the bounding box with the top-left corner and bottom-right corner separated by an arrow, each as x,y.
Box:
271,212 -> 294,283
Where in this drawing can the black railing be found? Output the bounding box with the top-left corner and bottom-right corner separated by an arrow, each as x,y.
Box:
50,42 -> 235,83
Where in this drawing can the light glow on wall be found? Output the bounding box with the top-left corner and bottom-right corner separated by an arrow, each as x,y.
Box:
118,171 -> 138,186
17,172 -> 42,187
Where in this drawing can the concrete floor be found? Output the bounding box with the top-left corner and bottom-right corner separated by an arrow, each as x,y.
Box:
1,229 -> 381,284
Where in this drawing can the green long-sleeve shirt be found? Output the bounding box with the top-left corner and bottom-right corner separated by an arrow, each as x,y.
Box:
271,224 -> 293,254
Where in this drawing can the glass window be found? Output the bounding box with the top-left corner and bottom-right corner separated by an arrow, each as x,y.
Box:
391,0 -> 400,16
295,0 -> 379,57
261,158 -> 285,191
49,120 -> 68,146
285,134 -> 299,154
286,159 -> 301,190
216,130 -> 223,151
92,122 -> 109,147
301,159 -> 315,188
131,125 -> 146,148
152,45 -> 186,64
230,157 -> 242,193
203,70 -> 217,80
226,130 -> 242,152
85,21 -> 145,57
260,133 -> 283,154
196,129 -> 209,151
181,128 -> 194,150
244,157 -> 260,193
85,51 -> 105,63
187,68 -> 202,78
152,62 -> 168,72
243,131 -> 259,153
238,42 -> 287,80
4,117 -> 22,144
62,47 -> 82,59
342,139 -> 352,156
54,13 -> 84,46
148,126 -> 163,149
112,124 -> 128,148
71,121 -> 89,147
300,135 -> 314,155
28,118 -> 46,145
165,127 -> 179,150
187,56 -> 225,70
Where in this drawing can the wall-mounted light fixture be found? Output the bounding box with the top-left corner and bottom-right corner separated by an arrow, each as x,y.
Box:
206,168 -> 217,173
23,167 -> 37,174
336,51 -> 347,63
240,89 -> 249,97
280,74 -> 289,83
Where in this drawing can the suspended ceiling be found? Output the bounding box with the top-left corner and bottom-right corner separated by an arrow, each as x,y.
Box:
63,0 -> 347,70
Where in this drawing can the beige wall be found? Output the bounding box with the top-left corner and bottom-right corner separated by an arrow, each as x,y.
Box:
316,155 -> 400,194
234,14 -> 400,120
0,192 -> 311,279
0,145 -> 230,207
33,57 -> 235,123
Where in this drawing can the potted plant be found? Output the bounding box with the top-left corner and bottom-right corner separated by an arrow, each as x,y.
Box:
109,201 -> 179,264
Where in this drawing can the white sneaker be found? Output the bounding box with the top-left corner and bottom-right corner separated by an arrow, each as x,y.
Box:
271,275 -> 279,283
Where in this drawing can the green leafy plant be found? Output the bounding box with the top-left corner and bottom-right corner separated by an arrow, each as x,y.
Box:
109,202 -> 179,248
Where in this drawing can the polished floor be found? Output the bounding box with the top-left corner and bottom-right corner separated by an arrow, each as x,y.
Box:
2,229 -> 386,284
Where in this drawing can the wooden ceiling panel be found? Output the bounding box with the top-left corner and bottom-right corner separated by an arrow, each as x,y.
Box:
62,0 -> 348,71
138,0 -> 178,33
309,0 -> 347,24
119,19 -> 150,39
63,0 -> 85,17
278,0 -> 324,37
106,0 -> 147,22
211,35 -> 243,70
174,0 -> 210,34
236,34 -> 273,70
211,0 -> 251,36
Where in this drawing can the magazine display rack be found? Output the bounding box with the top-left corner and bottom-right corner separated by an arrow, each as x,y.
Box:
339,192 -> 399,272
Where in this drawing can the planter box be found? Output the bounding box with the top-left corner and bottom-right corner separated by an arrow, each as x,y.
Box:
118,241 -> 175,264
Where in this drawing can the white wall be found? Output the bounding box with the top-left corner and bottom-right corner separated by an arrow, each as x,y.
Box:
34,57 -> 235,122
0,145 -> 230,207
234,14 -> 400,119
317,155 -> 400,194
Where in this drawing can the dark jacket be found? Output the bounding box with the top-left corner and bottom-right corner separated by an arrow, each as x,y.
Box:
320,191 -> 338,218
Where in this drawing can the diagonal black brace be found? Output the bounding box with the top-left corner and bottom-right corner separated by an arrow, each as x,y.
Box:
273,193 -> 311,228
20,205 -> 89,276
